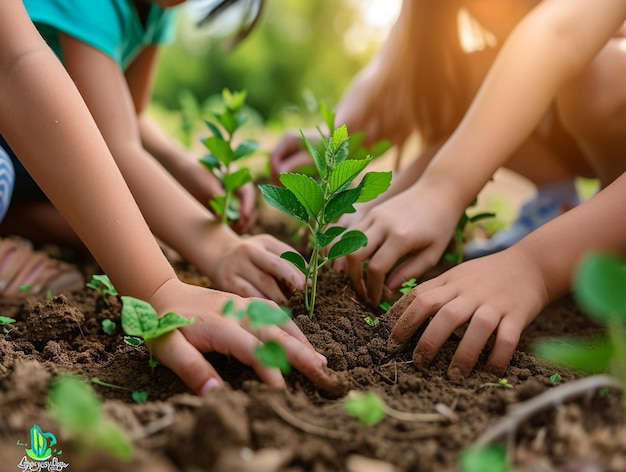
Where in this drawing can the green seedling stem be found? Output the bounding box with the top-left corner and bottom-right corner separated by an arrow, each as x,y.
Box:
259,103 -> 391,317
91,378 -> 148,403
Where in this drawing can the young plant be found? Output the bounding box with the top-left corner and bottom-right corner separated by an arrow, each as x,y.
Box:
91,378 -> 148,403
479,378 -> 513,390
48,373 -> 133,460
379,278 -> 418,312
200,89 -> 258,227
120,296 -> 195,368
459,445 -> 509,472
101,319 -> 116,335
344,390 -> 445,426
86,274 -> 118,298
222,299 -> 292,374
0,315 -> 15,334
445,199 -> 495,265
259,104 -> 392,317
535,252 -> 626,409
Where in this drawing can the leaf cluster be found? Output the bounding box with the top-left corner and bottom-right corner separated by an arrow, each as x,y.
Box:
199,89 -> 258,224
86,274 -> 118,298
259,103 -> 391,317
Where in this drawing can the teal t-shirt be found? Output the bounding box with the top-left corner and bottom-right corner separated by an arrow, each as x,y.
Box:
24,0 -> 176,70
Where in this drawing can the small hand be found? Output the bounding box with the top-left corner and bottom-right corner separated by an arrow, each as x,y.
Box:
337,186 -> 459,306
208,233 -> 306,305
387,248 -> 550,379
148,279 -> 336,395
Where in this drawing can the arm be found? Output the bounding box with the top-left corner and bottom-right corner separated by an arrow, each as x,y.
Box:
0,0 -> 329,395
59,34 -> 301,303
125,46 -> 256,233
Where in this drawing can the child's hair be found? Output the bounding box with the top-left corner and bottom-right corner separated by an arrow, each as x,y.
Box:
192,0 -> 265,47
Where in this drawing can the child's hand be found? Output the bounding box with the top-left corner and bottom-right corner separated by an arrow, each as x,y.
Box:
207,233 -> 306,305
387,248 -> 549,379
148,279 -> 335,395
336,185 -> 460,306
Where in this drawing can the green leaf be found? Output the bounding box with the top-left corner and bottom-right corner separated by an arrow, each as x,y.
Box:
356,171 -> 392,203
49,374 -> 100,430
216,110 -> 239,136
123,336 -> 142,346
145,312 -> 194,341
223,168 -> 252,192
222,89 -> 246,112
255,340 -> 291,374
574,252 -> 626,323
319,102 -> 335,134
325,187 -> 361,224
203,136 -> 235,165
329,158 -> 371,194
279,173 -> 324,219
86,274 -> 118,297
233,139 -> 259,159
92,420 -> 134,460
534,337 -> 612,373
132,391 -> 148,403
459,445 -> 508,472
203,119 -> 223,141
222,299 -> 235,315
369,139 -> 393,158
328,230 -> 368,261
344,391 -> 386,426
300,131 -> 326,177
210,195 -> 226,217
120,296 -> 159,338
101,319 -> 116,335
331,125 -> 349,153
259,184 -> 309,223
246,300 -> 291,329
281,251 -> 308,275
199,153 -> 221,172
469,212 -> 496,224
315,226 -> 346,248
0,316 -> 16,325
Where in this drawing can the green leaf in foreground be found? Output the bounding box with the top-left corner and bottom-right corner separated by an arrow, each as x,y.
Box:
48,374 -> 133,460
255,341 -> 291,374
0,316 -> 16,325
344,391 -> 387,426
459,445 -> 508,472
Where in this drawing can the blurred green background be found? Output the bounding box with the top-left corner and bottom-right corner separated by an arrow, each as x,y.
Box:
150,0 -> 401,138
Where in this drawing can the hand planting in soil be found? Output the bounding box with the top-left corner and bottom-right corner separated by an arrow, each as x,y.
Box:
48,374 -> 134,460
259,103 -> 392,317
199,89 -> 258,228
222,299 -> 292,374
120,296 -> 195,368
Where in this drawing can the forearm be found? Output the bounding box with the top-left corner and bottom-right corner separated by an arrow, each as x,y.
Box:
420,0 -> 626,211
515,173 -> 626,302
0,48 -> 175,299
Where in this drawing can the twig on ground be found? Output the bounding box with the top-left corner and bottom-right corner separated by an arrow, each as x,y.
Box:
473,374 -> 622,456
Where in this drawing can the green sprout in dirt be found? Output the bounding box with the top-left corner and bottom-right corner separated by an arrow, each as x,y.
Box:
445,199 -> 495,265
549,373 -> 562,385
86,274 -> 118,298
535,252 -> 626,410
101,319 -> 116,335
120,296 -> 195,368
344,390 -> 445,426
222,299 -> 292,374
0,315 -> 15,334
259,104 -> 392,318
459,445 -> 509,472
363,316 -> 380,327
200,89 -> 258,227
48,373 -> 133,460
379,278 -> 418,312
91,377 -> 148,403
479,378 -> 513,390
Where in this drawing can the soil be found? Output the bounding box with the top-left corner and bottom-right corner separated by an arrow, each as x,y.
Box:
0,219 -> 624,472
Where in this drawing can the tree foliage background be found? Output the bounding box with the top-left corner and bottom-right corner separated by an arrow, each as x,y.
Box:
152,0 -> 395,127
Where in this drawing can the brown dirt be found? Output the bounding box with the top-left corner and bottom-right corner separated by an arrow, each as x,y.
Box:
0,223 -> 624,471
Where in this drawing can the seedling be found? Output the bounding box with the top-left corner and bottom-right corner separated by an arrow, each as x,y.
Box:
120,296 -> 195,368
0,315 -> 15,334
101,319 -> 116,335
379,278 -> 418,312
535,252 -> 626,410
459,445 -> 509,472
364,316 -> 380,327
222,299 -> 292,374
549,373 -> 562,385
19,284 -> 32,292
259,103 -> 392,317
91,377 -> 148,403
344,390 -> 445,426
48,373 -> 133,460
479,378 -> 513,390
445,200 -> 495,265
200,89 -> 258,227
86,274 -> 118,298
